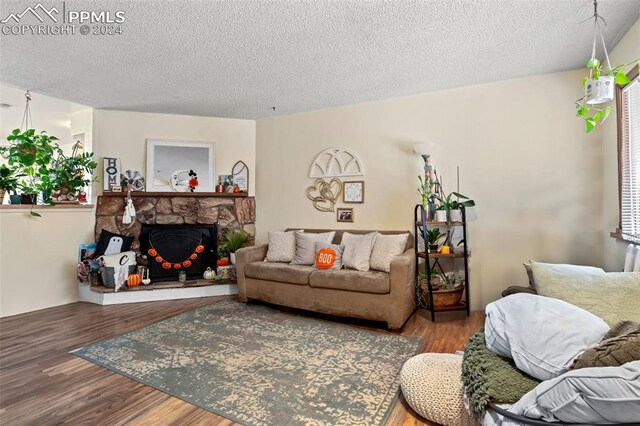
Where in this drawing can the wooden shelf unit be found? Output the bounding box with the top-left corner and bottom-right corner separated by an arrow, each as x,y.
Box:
414,204 -> 471,321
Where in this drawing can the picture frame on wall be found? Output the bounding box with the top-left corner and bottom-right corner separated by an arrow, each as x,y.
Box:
343,181 -> 364,203
146,139 -> 215,192
336,207 -> 354,222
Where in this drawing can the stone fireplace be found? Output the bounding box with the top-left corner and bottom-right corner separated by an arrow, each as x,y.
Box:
94,193 -> 256,252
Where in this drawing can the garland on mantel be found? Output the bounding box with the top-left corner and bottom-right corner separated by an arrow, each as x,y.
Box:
148,237 -> 204,270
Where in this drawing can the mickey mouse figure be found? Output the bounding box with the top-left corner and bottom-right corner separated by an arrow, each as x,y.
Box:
188,170 -> 199,192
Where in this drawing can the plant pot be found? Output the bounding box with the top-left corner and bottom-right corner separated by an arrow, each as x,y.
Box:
432,286 -> 465,307
0,189 -> 5,204
21,194 -> 36,204
428,244 -> 439,253
9,194 -> 22,205
449,209 -> 462,222
585,75 -> 614,105
435,210 -> 447,222
229,252 -> 236,265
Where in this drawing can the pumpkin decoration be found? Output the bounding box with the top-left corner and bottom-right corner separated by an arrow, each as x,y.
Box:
162,262 -> 172,269
173,263 -> 181,269
127,273 -> 142,287
203,267 -> 216,280
147,248 -> 158,257
190,253 -> 198,260
182,260 -> 192,268
147,237 -> 204,270
315,247 -> 337,270
155,256 -> 164,263
195,244 -> 205,253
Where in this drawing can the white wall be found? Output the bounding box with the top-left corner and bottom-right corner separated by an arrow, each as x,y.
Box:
256,70 -> 604,309
92,110 -> 256,197
0,84 -> 95,317
601,18 -> 640,271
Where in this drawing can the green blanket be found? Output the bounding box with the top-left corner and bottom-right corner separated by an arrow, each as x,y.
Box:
461,332 -> 540,420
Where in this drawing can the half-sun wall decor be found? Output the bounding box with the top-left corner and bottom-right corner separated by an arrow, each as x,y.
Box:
309,147 -> 364,178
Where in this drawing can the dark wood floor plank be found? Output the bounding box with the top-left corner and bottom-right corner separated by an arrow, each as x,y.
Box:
0,296 -> 483,425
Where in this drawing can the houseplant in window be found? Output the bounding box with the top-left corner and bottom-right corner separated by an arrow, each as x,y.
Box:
0,164 -> 24,204
0,128 -> 60,205
219,230 -> 254,264
51,150 -> 97,203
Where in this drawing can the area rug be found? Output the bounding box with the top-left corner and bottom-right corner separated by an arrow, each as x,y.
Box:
73,300 -> 422,426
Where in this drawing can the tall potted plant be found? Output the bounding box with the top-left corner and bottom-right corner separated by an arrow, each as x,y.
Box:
219,230 -> 254,264
52,151 -> 97,203
436,192 -> 476,222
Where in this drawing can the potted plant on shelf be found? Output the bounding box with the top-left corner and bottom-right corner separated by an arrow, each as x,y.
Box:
426,228 -> 446,253
436,191 -> 475,222
418,271 -> 465,308
219,230 -> 254,264
0,164 -> 24,204
51,150 -> 97,203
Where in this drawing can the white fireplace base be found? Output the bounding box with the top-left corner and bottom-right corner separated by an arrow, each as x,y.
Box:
78,282 -> 238,305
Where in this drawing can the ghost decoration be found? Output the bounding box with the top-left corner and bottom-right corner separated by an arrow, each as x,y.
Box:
122,188 -> 136,225
104,236 -> 125,255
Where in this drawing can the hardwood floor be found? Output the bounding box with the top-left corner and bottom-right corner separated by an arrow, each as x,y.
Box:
0,297 -> 484,425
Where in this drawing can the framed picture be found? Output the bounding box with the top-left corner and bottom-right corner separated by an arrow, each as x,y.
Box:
103,157 -> 121,191
343,181 -> 364,203
231,160 -> 249,193
146,139 -> 215,192
336,207 -> 354,222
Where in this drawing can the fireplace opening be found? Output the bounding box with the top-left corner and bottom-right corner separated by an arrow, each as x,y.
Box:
140,224 -> 217,282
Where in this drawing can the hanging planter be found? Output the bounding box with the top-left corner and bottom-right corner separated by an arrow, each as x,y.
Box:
575,1 -> 639,133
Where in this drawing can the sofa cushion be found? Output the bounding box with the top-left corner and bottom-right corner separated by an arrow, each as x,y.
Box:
245,262 -> 314,285
342,231 -> 378,272
309,269 -> 390,294
265,230 -> 301,263
314,242 -> 344,270
291,231 -> 336,265
370,233 -> 409,272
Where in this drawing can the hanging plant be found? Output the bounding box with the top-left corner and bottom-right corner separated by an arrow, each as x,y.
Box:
574,1 -> 639,133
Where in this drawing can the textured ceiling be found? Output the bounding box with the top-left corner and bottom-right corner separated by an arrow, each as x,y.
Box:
1,0 -> 639,119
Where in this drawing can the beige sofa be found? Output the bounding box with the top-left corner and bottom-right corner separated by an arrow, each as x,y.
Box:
235,229 -> 416,329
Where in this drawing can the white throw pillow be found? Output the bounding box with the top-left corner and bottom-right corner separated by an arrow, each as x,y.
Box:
290,231 -> 335,265
342,232 -> 378,272
530,260 -> 640,326
370,233 -> 409,272
484,293 -> 609,381
265,230 -> 302,263
508,361 -> 640,424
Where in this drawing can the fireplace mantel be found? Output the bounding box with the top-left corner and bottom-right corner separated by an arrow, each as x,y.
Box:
101,191 -> 248,198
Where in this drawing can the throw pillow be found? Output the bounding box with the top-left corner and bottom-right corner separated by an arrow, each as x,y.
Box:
571,321 -> 640,369
290,231 -> 336,265
314,242 -> 344,270
370,233 -> 409,273
484,293 -> 609,381
342,232 -> 378,272
523,261 -> 605,290
265,230 -> 302,263
508,361 -> 640,425
94,229 -> 133,257
530,260 -> 640,326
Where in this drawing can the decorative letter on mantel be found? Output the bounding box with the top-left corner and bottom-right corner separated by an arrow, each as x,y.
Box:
308,147 -> 364,178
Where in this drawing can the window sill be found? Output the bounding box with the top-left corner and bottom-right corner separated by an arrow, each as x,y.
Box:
610,231 -> 640,245
0,204 -> 94,212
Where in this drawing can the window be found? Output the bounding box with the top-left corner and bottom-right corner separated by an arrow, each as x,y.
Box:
617,65 -> 640,243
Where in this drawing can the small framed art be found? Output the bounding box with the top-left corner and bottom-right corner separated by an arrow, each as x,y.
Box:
336,207 -> 354,222
343,181 -> 364,203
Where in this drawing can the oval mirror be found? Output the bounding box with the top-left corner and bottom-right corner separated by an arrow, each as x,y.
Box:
231,161 -> 249,193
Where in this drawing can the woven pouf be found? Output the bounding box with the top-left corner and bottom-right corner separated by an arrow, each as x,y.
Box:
400,353 -> 477,426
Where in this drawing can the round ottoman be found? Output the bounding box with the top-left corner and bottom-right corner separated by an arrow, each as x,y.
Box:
400,353 -> 476,426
